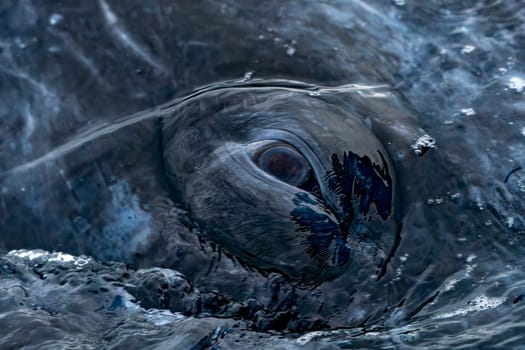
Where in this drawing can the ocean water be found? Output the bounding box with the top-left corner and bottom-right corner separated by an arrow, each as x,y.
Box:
1,1 -> 524,349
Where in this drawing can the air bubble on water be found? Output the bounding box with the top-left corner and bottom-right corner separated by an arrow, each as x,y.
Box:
308,90 -> 321,97
242,71 -> 254,81
450,192 -> 461,199
504,217 -> 515,229
411,134 -> 436,156
461,45 -> 476,54
460,108 -> 476,116
464,295 -> 506,311
14,37 -> 27,49
8,249 -> 93,270
47,46 -> 61,53
499,67 -> 508,75
508,76 -> 525,93
427,197 -> 443,205
9,249 -> 48,261
284,41 -> 297,56
393,0 -> 406,6
49,13 -> 63,26
466,254 -> 476,263
74,257 -> 90,267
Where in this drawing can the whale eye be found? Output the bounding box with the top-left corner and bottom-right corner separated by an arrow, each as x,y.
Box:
257,145 -> 311,187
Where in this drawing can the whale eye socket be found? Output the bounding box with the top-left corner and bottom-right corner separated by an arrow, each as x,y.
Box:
257,145 -> 311,187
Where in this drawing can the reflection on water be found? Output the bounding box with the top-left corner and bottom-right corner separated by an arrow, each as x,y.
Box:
1,0 -> 525,349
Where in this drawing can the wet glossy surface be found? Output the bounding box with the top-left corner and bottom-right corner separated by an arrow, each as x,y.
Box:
1,1 -> 525,348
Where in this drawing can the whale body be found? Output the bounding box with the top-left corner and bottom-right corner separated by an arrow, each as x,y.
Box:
0,0 -> 524,337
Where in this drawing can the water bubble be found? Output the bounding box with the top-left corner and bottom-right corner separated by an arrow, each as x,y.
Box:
393,0 -> 406,6
242,71 -> 253,81
47,46 -> 61,53
508,76 -> 525,93
49,13 -> 63,26
74,257 -> 89,267
460,108 -> 476,116
411,134 -> 436,156
461,45 -> 476,54
427,197 -> 443,205
14,37 -> 27,49
284,41 -> 297,56
450,192 -> 461,199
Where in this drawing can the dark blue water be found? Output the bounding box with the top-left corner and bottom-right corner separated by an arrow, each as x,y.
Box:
1,1 -> 524,349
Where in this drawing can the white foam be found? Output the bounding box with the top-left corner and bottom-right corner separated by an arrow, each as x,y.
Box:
433,295 -> 506,319
508,76 -> 525,93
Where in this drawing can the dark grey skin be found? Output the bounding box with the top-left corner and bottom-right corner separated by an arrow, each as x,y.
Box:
1,0 -> 524,332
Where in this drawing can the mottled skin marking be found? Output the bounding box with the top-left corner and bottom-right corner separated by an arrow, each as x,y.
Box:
292,150 -> 393,272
